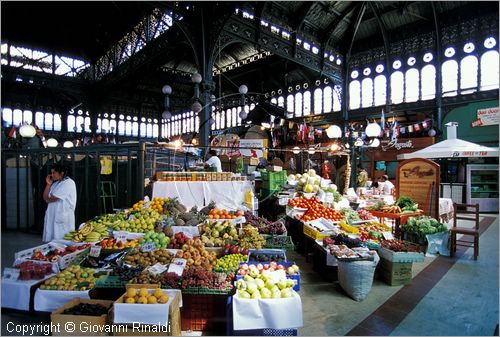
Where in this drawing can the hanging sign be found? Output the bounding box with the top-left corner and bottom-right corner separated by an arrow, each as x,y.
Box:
471,107 -> 499,127
396,158 -> 440,219
239,139 -> 265,158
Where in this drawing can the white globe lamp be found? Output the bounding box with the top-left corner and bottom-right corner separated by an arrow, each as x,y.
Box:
47,138 -> 58,148
63,141 -> 74,148
365,122 -> 382,137
19,124 -> 36,138
292,146 -> 301,154
161,85 -> 172,95
326,125 -> 342,138
239,84 -> 248,94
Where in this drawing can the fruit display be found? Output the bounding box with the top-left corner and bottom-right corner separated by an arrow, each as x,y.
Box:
162,199 -> 213,226
174,238 -> 217,269
62,303 -> 110,316
99,238 -> 138,250
365,201 -> 387,211
401,216 -> 448,237
39,266 -> 98,291
357,209 -> 376,221
168,232 -> 191,249
322,237 -> 335,247
248,251 -> 286,263
243,211 -> 286,235
287,195 -> 321,209
90,213 -> 128,232
131,200 -> 146,211
199,220 -> 239,247
64,222 -> 109,242
149,197 -> 168,214
139,231 -> 171,249
123,248 -> 173,267
288,169 -> 322,194
110,266 -> 145,282
28,244 -> 90,263
208,208 -> 244,220
18,261 -> 55,280
223,244 -> 249,256
339,208 -> 362,224
213,254 -> 247,272
328,244 -> 358,258
235,274 -> 295,299
124,209 -> 162,233
301,204 -> 343,222
380,239 -> 421,252
236,262 -> 299,276
331,233 -> 363,248
338,221 -> 360,234
239,225 -> 265,249
122,287 -> 169,304
181,266 -> 234,291
358,222 -> 392,233
130,271 -> 182,289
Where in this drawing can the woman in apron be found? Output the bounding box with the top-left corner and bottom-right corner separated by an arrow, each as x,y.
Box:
42,163 -> 77,242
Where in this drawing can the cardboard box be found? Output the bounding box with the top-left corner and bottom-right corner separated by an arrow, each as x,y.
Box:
51,298 -> 113,336
378,257 -> 413,286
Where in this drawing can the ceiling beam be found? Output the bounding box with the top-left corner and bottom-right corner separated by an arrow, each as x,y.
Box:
321,2 -> 359,46
292,2 -> 317,33
360,1 -> 419,26
345,2 -> 367,59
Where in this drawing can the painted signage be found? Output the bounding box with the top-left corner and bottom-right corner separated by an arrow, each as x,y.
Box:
471,107 -> 499,127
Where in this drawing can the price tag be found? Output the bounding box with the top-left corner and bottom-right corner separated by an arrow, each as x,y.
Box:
141,242 -> 157,252
325,192 -> 334,203
89,246 -> 102,257
3,268 -> 20,281
167,258 -> 187,276
148,263 -> 168,275
127,214 -> 135,221
115,231 -> 128,243
382,232 -> 394,240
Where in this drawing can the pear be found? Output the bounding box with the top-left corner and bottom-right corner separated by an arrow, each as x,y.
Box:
239,290 -> 251,299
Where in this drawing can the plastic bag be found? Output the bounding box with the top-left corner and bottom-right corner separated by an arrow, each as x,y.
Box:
425,231 -> 450,256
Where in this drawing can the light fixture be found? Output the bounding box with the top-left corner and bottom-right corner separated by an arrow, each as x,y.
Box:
46,138 -> 58,148
330,143 -> 340,152
191,73 -> 202,84
210,94 -> 216,102
308,147 -> 316,155
261,122 -> 271,129
260,126 -> 265,131
191,138 -> 198,145
370,138 -> 380,147
173,139 -> 182,149
239,110 -> 248,120
326,125 -> 342,138
428,128 -> 437,137
162,85 -> 172,95
365,122 -> 382,137
354,138 -> 364,147
239,85 -> 248,94
192,101 -> 202,113
63,141 -> 74,148
292,146 -> 301,154
19,124 -> 36,138
162,110 -> 172,120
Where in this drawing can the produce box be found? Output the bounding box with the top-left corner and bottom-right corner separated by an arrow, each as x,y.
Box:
247,249 -> 287,263
51,298 -> 113,336
181,293 -> 228,332
377,246 -> 425,263
262,235 -> 295,250
378,258 -> 413,286
303,219 -> 337,241
58,247 -> 91,270
236,261 -> 300,291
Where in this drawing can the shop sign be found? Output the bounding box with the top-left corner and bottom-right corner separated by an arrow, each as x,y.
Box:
239,139 -> 265,158
382,139 -> 414,151
471,107 -> 499,127
396,158 -> 440,219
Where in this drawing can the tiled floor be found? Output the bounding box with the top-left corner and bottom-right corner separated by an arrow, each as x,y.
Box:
1,215 -> 498,336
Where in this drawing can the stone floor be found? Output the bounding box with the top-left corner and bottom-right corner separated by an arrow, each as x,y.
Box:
1,214 -> 498,336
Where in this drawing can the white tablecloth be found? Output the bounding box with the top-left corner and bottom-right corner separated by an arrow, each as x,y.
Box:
1,276 -> 52,311
34,289 -> 90,312
439,198 -> 454,223
315,240 -> 338,267
152,181 -> 253,209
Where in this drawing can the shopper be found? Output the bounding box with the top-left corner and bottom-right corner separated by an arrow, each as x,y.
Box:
378,175 -> 394,195
42,163 -> 77,242
205,149 -> 222,173
356,164 -> 369,188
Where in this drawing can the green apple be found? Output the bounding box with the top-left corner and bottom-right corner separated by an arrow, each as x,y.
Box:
246,282 -> 258,295
255,279 -> 265,290
281,288 -> 293,298
272,289 -> 281,299
265,280 -> 275,290
251,291 -> 261,299
239,290 -> 251,299
260,288 -> 272,299
277,280 -> 287,290
236,280 -> 247,291
243,275 -> 255,283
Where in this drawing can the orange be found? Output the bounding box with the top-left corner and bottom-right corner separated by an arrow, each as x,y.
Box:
214,215 -> 220,219
208,215 -> 214,219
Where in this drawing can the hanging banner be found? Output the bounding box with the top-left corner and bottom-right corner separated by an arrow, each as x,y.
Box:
396,159 -> 440,219
471,107 -> 499,127
239,139 -> 265,158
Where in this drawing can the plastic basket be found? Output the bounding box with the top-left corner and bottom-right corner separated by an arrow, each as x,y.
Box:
95,274 -> 127,289
260,188 -> 280,199
247,249 -> 287,263
236,261 -> 300,291
263,235 -> 295,250
181,293 -> 228,331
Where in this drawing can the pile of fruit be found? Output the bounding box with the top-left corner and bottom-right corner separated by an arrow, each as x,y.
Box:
235,274 -> 295,299
357,209 -> 376,221
64,222 -> 109,242
174,238 -> 217,269
331,233 -> 363,248
131,271 -> 182,289
381,239 -> 421,252
339,208 -> 362,224
149,197 -> 168,214
236,262 -> 299,276
287,195 -> 321,209
163,199 -> 213,226
288,169 -> 322,194
214,254 -> 247,272
167,232 -> 191,249
239,225 -> 266,249
181,266 -> 234,291
131,200 -> 146,212
99,238 -> 138,250
122,287 -> 169,304
125,209 -> 161,233
244,211 -> 286,235
40,266 -> 98,291
18,261 -> 55,280
29,244 -> 90,263
223,244 -> 249,256
200,220 -> 239,247
358,222 -> 392,233
110,266 -> 145,283
140,231 -> 171,249
329,244 -> 358,259
63,303 -> 110,316
301,204 -> 343,222
123,249 -> 173,267
248,251 -> 286,263
208,209 -> 244,220
339,221 -> 360,234
90,213 -> 128,232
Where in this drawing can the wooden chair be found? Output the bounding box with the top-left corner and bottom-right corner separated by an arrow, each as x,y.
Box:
450,203 -> 480,260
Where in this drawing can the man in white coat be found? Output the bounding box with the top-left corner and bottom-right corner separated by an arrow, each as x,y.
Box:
205,149 -> 222,173
43,163 -> 77,242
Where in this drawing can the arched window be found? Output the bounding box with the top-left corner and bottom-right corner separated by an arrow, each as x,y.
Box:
349,80 -> 361,109
118,120 -> 125,135
220,110 -> 225,129
211,113 -> 216,130
390,72 -> 404,104
314,88 -> 323,114
323,86 -> 332,113
23,110 -> 33,125
195,116 -> 200,131
374,75 -> 387,106
216,111 -> 221,130
226,109 -> 232,127
294,92 -> 303,117
191,114 -> 195,132
146,123 -> 153,137
132,122 -> 139,136
125,121 -> 132,136
53,114 -> 61,131
101,118 -> 109,133
237,107 -> 243,125
152,124 -> 159,138
333,85 -> 342,112
303,91 -> 311,116
286,94 -> 294,114
2,108 -> 13,126
84,117 -> 91,133
44,113 -> 53,131
480,50 -> 499,91
405,68 -> 420,102
140,123 -> 146,136
97,118 -> 102,133
421,64 -> 436,100
109,120 -> 117,134
442,60 -> 458,97
361,78 -> 374,107
460,55 -> 478,93
277,96 -> 285,108
67,114 -> 75,131
271,98 -> 277,105
36,112 -> 45,129
13,109 -> 23,126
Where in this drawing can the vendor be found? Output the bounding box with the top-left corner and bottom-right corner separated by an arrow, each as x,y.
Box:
205,149 -> 222,172
378,175 -> 394,195
356,164 -> 369,188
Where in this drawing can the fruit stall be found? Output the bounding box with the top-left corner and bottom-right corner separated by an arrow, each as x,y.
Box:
1,169 -> 451,335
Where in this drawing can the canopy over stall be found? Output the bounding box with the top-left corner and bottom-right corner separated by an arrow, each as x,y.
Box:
397,123 -> 499,160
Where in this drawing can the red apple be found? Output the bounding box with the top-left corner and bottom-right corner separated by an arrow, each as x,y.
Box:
241,248 -> 249,255
256,263 -> 263,271
238,269 -> 247,275
277,265 -> 285,270
241,263 -> 249,271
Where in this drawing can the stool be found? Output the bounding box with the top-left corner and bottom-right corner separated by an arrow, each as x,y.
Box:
99,181 -> 117,213
450,203 -> 480,260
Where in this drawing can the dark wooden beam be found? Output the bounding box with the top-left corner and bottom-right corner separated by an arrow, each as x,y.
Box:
293,2 -> 317,33
321,2 -> 358,46
344,2 -> 367,59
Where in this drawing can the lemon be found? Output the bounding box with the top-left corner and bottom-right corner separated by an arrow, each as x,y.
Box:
148,296 -> 157,304
125,297 -> 136,304
139,288 -> 149,297
158,294 -> 169,304
138,296 -> 148,304
154,288 -> 163,298
126,288 -> 137,298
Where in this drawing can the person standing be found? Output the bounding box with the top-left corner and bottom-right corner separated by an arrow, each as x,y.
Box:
356,164 -> 369,188
378,175 -> 395,195
205,149 -> 222,173
43,163 -> 77,242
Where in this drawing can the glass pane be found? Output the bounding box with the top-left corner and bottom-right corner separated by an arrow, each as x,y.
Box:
44,113 -> 53,131
67,115 -> 75,132
295,92 -> 303,117
374,75 -> 387,106
84,117 -> 91,133
421,65 -> 436,100
23,110 -> 33,124
153,124 -> 159,138
442,60 -> 458,97
53,114 -> 62,131
303,91 -> 311,116
13,109 -> 23,126
323,86 -> 332,113
227,109 -> 232,127
271,98 -> 277,105
118,121 -> 125,135
333,86 -> 342,112
102,119 -> 109,133
480,51 -> 499,91
125,121 -> 132,136
232,108 -> 237,128
286,94 -> 294,113
349,81 -> 361,109
361,78 -> 373,107
314,88 -> 323,114
2,108 -> 12,127
146,124 -> 152,137
76,116 -> 84,132
277,96 -> 285,108
220,110 -> 225,129
35,112 -> 44,129
109,120 -> 117,134
196,116 -> 200,131
97,118 -> 102,133
140,123 -> 146,136
405,68 -> 420,102
460,55 -> 478,92
216,111 -> 221,130
390,72 -> 404,104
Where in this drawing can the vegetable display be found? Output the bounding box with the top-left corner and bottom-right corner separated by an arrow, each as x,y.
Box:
339,208 -> 362,224
357,209 -> 376,220
381,239 -> 421,252
300,203 -> 343,222
401,216 -> 448,237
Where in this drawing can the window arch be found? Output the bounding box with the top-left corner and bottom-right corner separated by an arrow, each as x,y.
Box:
220,110 -> 225,129
226,109 -> 232,127
146,123 -> 153,137
405,68 -> 420,102
67,114 -> 75,131
286,94 -> 294,114
323,86 -> 333,113
132,122 -> 139,136
374,75 -> 387,106
195,116 -> 200,131
35,112 -> 45,129
125,121 -> 132,136
13,109 -> 23,126
232,108 -> 237,127
442,60 -> 458,97
270,98 -> 277,105
294,92 -> 303,117
303,91 -> 311,115
277,96 -> 285,108
109,119 -> 117,134
421,64 -> 436,100
480,51 -> 499,91
333,85 -> 342,112
152,123 -> 159,138
361,78 -> 374,107
210,113 -> 215,130
140,123 -> 146,136
53,114 -> 62,131
460,55 -> 478,93
23,110 -> 33,125
390,72 -> 404,104
118,120 -> 125,135
101,118 -> 109,133
349,80 -> 361,109
314,88 -> 323,114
